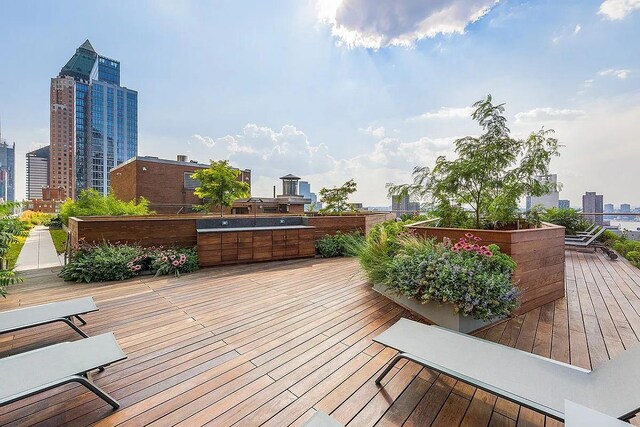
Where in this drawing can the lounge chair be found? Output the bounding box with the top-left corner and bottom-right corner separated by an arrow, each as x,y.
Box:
0,332 -> 127,409
565,401 -> 630,427
374,318 -> 640,421
0,296 -> 98,338
564,227 -> 617,259
576,223 -> 598,235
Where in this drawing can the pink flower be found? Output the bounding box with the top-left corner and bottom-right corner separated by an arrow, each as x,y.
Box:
474,236 -> 482,241
484,251 -> 493,258
170,255 -> 176,260
172,260 -> 180,266
465,233 -> 474,239
463,244 -> 473,251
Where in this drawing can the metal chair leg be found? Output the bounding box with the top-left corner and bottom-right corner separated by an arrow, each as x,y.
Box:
73,373 -> 120,409
376,353 -> 408,384
59,318 -> 89,338
75,314 -> 88,325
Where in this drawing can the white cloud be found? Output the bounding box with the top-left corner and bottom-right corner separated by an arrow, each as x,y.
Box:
598,0 -> 640,20
317,0 -> 498,49
574,24 -> 582,34
514,108 -> 587,123
358,125 -> 386,138
191,124 -> 337,177
584,79 -> 594,87
190,123 -> 457,204
598,68 -> 631,79
407,106 -> 475,122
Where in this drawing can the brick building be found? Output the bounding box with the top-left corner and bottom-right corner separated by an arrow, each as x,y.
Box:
110,157 -> 311,214
110,156 -> 252,214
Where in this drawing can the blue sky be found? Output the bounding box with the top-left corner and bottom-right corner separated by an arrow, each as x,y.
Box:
1,0 -> 639,206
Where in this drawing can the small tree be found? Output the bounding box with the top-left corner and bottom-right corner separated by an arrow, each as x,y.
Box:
387,95 -> 560,229
319,179 -> 357,214
192,160 -> 251,216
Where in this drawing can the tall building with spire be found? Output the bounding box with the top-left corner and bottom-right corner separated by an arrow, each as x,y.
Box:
50,40 -> 138,198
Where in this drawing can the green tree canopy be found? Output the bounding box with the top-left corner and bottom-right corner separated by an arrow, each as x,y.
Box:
59,189 -> 151,225
192,160 -> 251,216
319,179 -> 357,214
387,95 -> 561,229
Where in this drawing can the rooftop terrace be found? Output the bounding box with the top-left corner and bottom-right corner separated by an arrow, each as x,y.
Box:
1,250 -> 640,426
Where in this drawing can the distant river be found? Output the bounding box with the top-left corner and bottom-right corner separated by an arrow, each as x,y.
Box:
609,220 -> 640,231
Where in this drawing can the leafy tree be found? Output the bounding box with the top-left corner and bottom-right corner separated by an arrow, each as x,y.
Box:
192,160 -> 251,216
319,179 -> 357,214
59,189 -> 151,225
387,95 -> 560,229
0,202 -> 25,297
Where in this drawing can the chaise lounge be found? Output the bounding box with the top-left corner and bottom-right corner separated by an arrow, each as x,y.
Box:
0,333 -> 127,409
0,296 -> 98,338
374,318 -> 640,421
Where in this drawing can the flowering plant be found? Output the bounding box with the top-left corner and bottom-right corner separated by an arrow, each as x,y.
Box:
449,233 -> 493,257
60,242 -> 198,283
384,233 -> 519,321
150,248 -> 198,277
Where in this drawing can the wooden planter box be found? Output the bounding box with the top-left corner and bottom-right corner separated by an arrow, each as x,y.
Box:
405,222 -> 565,315
373,283 -> 494,333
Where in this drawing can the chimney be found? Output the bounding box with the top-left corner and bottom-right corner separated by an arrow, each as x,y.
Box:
177,154 -> 188,162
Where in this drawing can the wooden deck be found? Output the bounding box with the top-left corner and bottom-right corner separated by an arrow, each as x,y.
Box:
1,250 -> 640,426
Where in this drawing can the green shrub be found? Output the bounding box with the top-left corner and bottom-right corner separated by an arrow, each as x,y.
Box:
60,242 -> 199,282
541,208 -> 590,235
60,242 -> 143,282
45,215 -> 63,229
59,189 -> 151,225
626,251 -> 640,263
347,226 -> 399,285
316,232 -> 364,258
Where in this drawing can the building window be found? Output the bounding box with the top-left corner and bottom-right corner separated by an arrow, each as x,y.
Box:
184,172 -> 200,190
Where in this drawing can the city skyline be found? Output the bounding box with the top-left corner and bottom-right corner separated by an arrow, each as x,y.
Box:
1,1 -> 639,205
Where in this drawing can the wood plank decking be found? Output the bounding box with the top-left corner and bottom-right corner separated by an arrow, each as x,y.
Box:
1,250 -> 640,426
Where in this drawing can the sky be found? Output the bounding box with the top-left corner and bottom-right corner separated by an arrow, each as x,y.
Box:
1,0 -> 639,207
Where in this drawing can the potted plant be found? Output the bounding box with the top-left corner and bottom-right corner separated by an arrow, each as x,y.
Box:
351,226 -> 520,332
386,95 -> 566,314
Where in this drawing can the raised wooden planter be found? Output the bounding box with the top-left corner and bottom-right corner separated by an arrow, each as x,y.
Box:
68,212 -> 395,248
405,222 -> 566,315
373,283 -> 493,333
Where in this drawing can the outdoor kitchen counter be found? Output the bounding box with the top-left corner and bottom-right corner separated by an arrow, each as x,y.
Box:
196,222 -> 317,267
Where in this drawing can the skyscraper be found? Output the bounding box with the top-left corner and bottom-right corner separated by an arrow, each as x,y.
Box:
50,40 -> 138,198
298,180 -> 319,211
559,200 -> 570,209
391,195 -> 420,216
525,174 -> 559,210
582,192 -> 604,225
26,145 -> 50,199
0,140 -> 15,202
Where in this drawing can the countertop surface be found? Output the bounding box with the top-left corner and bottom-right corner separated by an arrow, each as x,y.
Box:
197,225 -> 315,233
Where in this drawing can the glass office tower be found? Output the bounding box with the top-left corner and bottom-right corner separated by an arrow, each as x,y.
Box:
51,40 -> 137,198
